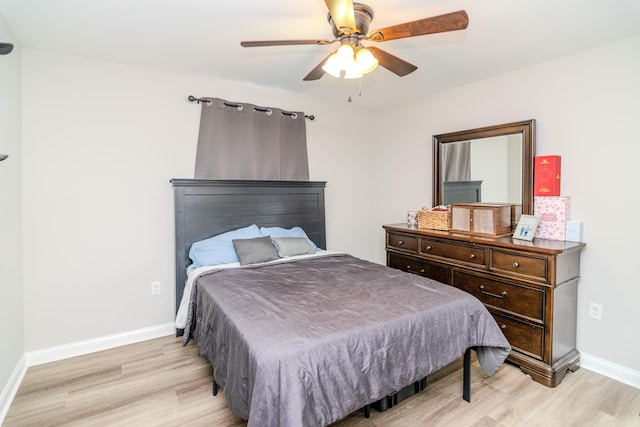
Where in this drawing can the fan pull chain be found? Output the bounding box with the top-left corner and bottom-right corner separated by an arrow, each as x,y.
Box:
346,78 -> 364,103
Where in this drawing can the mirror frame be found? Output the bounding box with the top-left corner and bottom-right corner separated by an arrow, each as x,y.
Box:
433,119 -> 536,215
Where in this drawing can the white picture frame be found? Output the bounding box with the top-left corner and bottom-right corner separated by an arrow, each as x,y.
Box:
513,214 -> 540,241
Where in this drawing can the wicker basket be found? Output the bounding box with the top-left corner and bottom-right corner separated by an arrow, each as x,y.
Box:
417,208 -> 452,230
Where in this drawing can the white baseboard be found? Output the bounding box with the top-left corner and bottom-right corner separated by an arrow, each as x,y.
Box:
581,352 -> 640,389
25,322 -> 176,367
0,354 -> 27,425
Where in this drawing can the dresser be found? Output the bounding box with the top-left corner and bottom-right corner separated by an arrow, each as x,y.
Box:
383,223 -> 585,387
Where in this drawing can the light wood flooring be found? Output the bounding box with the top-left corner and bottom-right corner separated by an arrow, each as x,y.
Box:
4,335 -> 640,426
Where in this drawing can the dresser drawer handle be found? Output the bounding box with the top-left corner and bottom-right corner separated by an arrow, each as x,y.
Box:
512,262 -> 520,268
406,265 -> 411,270
500,324 -> 507,329
479,285 -> 507,299
424,245 -> 432,251
398,240 -> 405,245
469,254 -> 476,260
419,269 -> 425,273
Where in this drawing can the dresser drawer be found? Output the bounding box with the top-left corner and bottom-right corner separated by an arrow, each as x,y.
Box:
452,271 -> 544,322
491,250 -> 548,282
387,254 -> 449,284
387,232 -> 419,254
419,238 -> 486,267
491,311 -> 544,361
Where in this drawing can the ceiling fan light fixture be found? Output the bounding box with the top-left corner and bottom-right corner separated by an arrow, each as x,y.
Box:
354,46 -> 378,74
321,53 -> 343,78
322,43 -> 354,78
322,43 -> 378,79
343,69 -> 364,79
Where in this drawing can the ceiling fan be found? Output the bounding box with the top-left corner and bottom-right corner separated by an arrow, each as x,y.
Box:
240,0 -> 468,81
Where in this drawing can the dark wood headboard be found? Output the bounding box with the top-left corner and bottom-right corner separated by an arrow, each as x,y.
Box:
171,179 -> 327,317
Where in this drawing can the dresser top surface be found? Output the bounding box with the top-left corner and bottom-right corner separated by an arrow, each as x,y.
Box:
383,223 -> 585,255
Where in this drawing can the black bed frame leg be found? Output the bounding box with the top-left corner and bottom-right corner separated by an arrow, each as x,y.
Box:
463,348 -> 471,402
363,404 -> 370,418
212,380 -> 218,396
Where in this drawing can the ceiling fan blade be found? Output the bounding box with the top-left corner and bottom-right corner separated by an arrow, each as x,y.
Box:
241,39 -> 331,47
369,10 -> 469,42
324,0 -> 357,34
303,52 -> 334,81
367,46 -> 417,77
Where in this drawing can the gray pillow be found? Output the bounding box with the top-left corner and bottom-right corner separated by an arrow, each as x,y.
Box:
272,237 -> 316,257
232,236 -> 279,266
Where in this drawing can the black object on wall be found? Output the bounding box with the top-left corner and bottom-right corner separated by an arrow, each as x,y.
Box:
0,43 -> 13,55
1,42 -> 14,160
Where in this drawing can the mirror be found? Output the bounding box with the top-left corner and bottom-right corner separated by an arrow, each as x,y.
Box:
433,119 -> 536,217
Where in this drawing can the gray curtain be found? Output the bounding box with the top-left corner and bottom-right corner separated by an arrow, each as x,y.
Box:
442,141 -> 471,181
194,97 -> 309,180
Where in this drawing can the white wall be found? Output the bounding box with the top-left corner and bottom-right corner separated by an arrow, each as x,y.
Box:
372,36 -> 640,374
21,48 -> 377,351
0,15 -> 24,415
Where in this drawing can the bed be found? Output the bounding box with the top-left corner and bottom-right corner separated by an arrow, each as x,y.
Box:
171,179 -> 510,427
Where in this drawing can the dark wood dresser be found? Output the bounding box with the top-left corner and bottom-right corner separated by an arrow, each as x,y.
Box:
383,223 -> 585,387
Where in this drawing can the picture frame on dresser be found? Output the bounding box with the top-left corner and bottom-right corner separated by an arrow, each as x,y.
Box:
513,214 -> 540,241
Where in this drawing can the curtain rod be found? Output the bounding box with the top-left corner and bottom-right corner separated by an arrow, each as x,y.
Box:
188,95 -> 315,121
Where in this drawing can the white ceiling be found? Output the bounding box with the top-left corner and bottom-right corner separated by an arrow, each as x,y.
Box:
1,0 -> 640,109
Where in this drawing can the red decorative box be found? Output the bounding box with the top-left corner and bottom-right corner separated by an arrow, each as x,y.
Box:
534,155 -> 561,196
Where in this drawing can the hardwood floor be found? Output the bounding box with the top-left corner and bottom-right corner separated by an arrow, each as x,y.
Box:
4,335 -> 640,426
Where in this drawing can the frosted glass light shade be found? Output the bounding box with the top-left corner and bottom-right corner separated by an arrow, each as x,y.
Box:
322,44 -> 356,78
322,44 -> 378,79
354,47 -> 378,74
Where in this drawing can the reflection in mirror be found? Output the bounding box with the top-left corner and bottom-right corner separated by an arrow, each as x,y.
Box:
441,135 -> 523,205
433,120 -> 535,218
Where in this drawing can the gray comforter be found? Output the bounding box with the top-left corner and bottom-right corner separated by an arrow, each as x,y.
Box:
183,253 -> 510,427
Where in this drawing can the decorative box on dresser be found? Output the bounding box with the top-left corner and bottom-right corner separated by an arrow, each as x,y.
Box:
383,223 -> 586,387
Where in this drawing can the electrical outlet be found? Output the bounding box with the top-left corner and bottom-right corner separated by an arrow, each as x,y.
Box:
151,281 -> 161,296
588,302 -> 602,320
